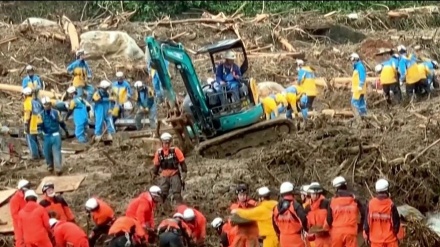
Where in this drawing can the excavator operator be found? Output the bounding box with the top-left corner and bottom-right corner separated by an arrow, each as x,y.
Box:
215,50 -> 243,106
230,184 -> 257,210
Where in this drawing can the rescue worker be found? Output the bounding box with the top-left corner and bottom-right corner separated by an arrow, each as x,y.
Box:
283,85 -> 308,120
153,132 -> 187,203
296,60 -> 317,110
375,60 -> 401,105
215,50 -> 242,105
18,190 -> 52,247
133,80 -> 157,130
397,45 -> 422,98
300,184 -> 311,208
157,214 -> 192,247
305,183 -> 330,247
10,179 -> 30,247
125,185 -> 162,237
39,181 -> 75,222
272,181 -> 308,247
423,60 -> 439,89
92,80 -> 115,141
149,59 -> 170,103
49,218 -> 89,247
67,49 -> 94,102
231,183 -> 257,210
22,87 -> 44,159
327,176 -> 365,247
85,197 -> 115,247
350,53 -> 367,117
231,186 -> 279,247
111,71 -> 133,122
364,179 -> 400,247
37,97 -> 66,175
260,95 -> 282,120
22,65 -> 43,97
107,216 -> 147,247
176,206 -> 207,246
211,217 -> 236,247
417,61 -> 432,96
65,86 -> 89,143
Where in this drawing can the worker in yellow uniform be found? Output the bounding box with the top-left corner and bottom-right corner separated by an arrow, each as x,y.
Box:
296,60 -> 317,110
22,87 -> 44,160
374,59 -> 401,104
417,61 -> 432,96
231,186 -> 279,247
397,45 -> 423,99
283,85 -> 309,120
350,53 -> 367,117
260,93 -> 287,120
67,50 -> 94,102
111,71 -> 133,123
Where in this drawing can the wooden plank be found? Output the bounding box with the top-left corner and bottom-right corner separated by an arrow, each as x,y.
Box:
62,15 -> 79,52
36,175 -> 86,195
0,189 -> 17,205
0,203 -> 13,233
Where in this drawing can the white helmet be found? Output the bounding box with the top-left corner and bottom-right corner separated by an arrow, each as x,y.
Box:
22,87 -> 32,95
149,185 -> 162,197
296,59 -> 304,66
99,80 -> 111,88
224,51 -> 236,60
26,65 -> 34,71
41,96 -> 51,105
397,45 -> 407,53
134,81 -> 143,88
123,101 -> 133,111
307,182 -> 323,194
432,60 -> 439,69
392,53 -> 400,58
280,182 -> 294,194
257,186 -> 270,196
375,179 -> 389,193
49,218 -> 58,228
211,217 -> 224,228
349,53 -> 360,61
183,208 -> 195,221
85,198 -> 99,211
67,86 -> 76,94
76,49 -> 85,57
116,71 -> 124,78
300,184 -> 310,195
24,190 -> 38,199
332,176 -> 347,188
374,64 -> 383,73
173,213 -> 184,219
160,132 -> 172,142
17,179 -> 30,190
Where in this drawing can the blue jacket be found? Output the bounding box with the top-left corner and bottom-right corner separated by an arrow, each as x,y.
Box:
93,88 -> 111,104
215,63 -> 241,83
67,59 -> 92,78
353,61 -> 367,88
22,75 -> 43,89
136,87 -> 155,109
424,61 -> 435,81
38,109 -> 65,135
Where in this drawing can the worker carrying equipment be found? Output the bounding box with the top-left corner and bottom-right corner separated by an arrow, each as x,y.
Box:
133,80 -> 157,130
39,181 -> 76,222
22,65 -> 44,98
67,49 -> 94,102
327,176 -> 365,247
85,197 -> 115,247
231,183 -> 257,210
153,132 -> 187,204
157,216 -> 192,247
92,80 -> 115,141
10,179 -> 31,247
306,182 -> 331,247
22,87 -> 44,160
176,205 -> 207,246
296,59 -> 317,110
65,86 -> 89,143
49,218 -> 89,247
273,182 -> 308,247
350,53 -> 368,117
364,178 -> 401,247
111,71 -> 133,122
108,216 -> 147,247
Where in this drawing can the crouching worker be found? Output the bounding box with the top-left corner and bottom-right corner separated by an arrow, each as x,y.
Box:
22,87 -> 44,159
65,86 -> 89,143
85,197 -> 115,247
50,218 -> 89,247
133,80 -> 157,130
284,85 -> 308,120
260,94 -> 286,120
39,181 -> 76,222
157,214 -> 192,247
211,217 -> 236,247
108,216 -> 147,247
92,80 -> 115,141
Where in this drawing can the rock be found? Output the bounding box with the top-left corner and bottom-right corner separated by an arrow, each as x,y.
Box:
397,204 -> 425,221
257,81 -> 285,98
20,18 -> 58,28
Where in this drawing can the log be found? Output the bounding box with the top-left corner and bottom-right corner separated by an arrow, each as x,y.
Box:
61,15 -> 80,52
247,52 -> 305,59
146,18 -> 234,26
0,84 -> 61,98
308,109 -> 354,118
273,30 -> 296,52
315,77 -> 379,89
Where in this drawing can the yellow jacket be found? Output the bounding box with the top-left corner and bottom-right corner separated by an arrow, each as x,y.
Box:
380,61 -> 398,85
418,63 -> 429,80
23,96 -> 40,134
261,97 -> 278,120
351,61 -> 367,100
235,200 -> 278,237
298,66 -> 317,97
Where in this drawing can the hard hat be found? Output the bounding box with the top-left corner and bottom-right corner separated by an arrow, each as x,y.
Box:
160,132 -> 172,142
116,71 -> 124,77
25,65 -> 34,71
296,59 -> 304,66
375,178 -> 389,192
149,185 -> 162,196
123,101 -> 133,110
349,53 -> 360,61
22,87 -> 32,95
375,64 -> 383,73
280,182 -> 294,194
24,190 -> 38,199
134,81 -> 143,88
235,184 -> 248,194
257,186 -> 270,196
206,77 -> 215,84
392,53 -> 400,58
67,86 -> 76,94
42,181 -> 54,193
224,51 -> 236,60
397,45 -> 407,52
173,213 -> 184,219
99,80 -> 111,88
300,185 -> 310,195
332,176 -> 347,188
49,218 -> 58,228
17,179 -> 30,190
183,208 -> 195,220
76,49 -> 85,56
432,60 -> 439,69
211,217 -> 224,228
41,96 -> 51,105
308,182 -> 323,193
85,198 -> 98,211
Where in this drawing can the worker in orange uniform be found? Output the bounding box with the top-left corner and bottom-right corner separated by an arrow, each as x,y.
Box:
230,183 -> 257,210
39,181 -> 75,222
327,176 -> 365,247
305,183 -> 330,247
84,197 -> 115,247
125,185 -> 162,240
10,179 -> 31,247
211,217 -> 237,247
108,216 -> 147,247
272,181 -> 308,247
231,186 -> 278,247
364,179 -> 401,247
153,132 -> 187,204
176,206 -> 207,246
157,214 -> 193,247
18,190 -> 53,247
300,184 -> 311,208
49,218 -> 89,247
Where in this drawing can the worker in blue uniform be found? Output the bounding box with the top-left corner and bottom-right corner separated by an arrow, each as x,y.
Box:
350,53 -> 367,117
215,50 -> 242,106
22,65 -> 43,98
65,86 -> 89,143
92,80 -> 115,141
148,59 -> 170,104
37,97 -> 65,175
111,71 -> 133,123
133,81 -> 157,130
22,87 -> 44,159
423,60 -> 439,89
67,49 -> 94,102
397,45 -> 422,98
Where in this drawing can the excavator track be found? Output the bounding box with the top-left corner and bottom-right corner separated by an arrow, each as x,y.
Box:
195,118 -> 296,159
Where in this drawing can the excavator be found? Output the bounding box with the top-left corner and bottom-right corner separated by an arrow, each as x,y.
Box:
145,36 -> 295,158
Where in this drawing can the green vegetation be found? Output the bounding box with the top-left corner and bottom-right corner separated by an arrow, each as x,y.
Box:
90,1 -> 438,21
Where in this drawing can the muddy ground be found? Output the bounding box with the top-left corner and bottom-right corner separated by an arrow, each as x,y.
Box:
1,9 -> 440,247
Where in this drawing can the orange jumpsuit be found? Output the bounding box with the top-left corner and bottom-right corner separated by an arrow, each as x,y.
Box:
18,201 -> 52,247
220,219 -> 238,247
53,221 -> 88,247
10,190 -> 26,247
273,195 -> 308,247
176,205 -> 207,244
364,195 -> 400,247
108,216 -> 147,245
230,222 -> 260,247
327,190 -> 364,247
158,218 -> 193,246
306,195 -> 331,247
125,192 -> 156,228
88,198 -> 115,246
39,195 -> 75,222
230,199 -> 257,210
